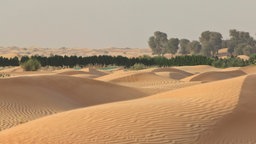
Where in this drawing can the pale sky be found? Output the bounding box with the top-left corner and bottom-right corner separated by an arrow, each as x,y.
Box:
0,0 -> 256,48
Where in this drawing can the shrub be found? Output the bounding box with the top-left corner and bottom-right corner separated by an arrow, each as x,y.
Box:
211,57 -> 248,68
250,54 -> 256,64
130,63 -> 147,70
21,58 -> 41,71
0,73 -> 10,78
73,64 -> 82,70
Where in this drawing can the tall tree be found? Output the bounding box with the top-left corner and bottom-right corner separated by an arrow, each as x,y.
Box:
179,39 -> 190,54
167,38 -> 180,54
229,29 -> 256,56
148,31 -> 168,55
200,31 -> 222,57
148,36 -> 157,54
188,41 -> 201,55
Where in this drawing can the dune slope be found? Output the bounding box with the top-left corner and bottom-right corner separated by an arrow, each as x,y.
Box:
0,75 -> 145,131
152,67 -> 193,80
190,69 -> 246,82
0,75 -> 252,144
240,65 -> 256,74
173,65 -> 220,74
109,71 -> 199,94
198,74 -> 256,143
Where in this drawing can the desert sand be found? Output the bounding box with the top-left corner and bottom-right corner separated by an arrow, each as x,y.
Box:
0,47 -> 152,58
0,64 -> 255,144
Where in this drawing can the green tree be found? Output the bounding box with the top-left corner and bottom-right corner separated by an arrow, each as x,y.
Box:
148,36 -> 157,54
200,31 -> 222,57
229,29 -> 256,56
148,31 -> 168,55
188,41 -> 201,55
167,38 -> 179,54
179,39 -> 190,55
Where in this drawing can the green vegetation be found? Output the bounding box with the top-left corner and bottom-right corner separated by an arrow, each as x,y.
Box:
148,31 -> 168,56
73,64 -> 82,70
148,29 -> 256,57
99,66 -> 119,71
211,57 -> 249,68
0,56 -> 19,67
0,54 -> 255,69
0,73 -> 10,78
179,39 -> 190,55
21,58 -> 41,71
249,54 -> 256,65
130,63 -> 147,70
199,31 -> 222,57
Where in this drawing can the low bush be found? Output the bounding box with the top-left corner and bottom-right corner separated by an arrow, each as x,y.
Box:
21,58 -> 41,71
130,63 -> 147,70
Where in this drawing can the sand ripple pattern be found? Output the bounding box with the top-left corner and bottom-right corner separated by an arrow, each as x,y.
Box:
0,75 -> 145,132
110,72 -> 199,94
0,75 -> 247,144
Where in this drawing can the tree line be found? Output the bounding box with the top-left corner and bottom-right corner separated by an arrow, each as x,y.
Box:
0,54 -> 254,69
148,29 -> 256,57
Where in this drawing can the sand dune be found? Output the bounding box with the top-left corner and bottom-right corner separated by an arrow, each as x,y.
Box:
198,74 -> 256,143
57,67 -> 107,76
189,69 -> 246,82
0,67 -> 23,73
0,75 -> 145,131
0,74 -> 253,144
240,65 -> 256,74
103,70 -> 199,94
0,47 -> 152,58
96,68 -> 155,82
152,67 -> 193,80
173,65 -> 220,74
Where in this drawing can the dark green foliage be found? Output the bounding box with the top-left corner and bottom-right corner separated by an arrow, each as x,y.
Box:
211,57 -> 249,68
21,58 -> 41,71
0,54 -> 254,69
249,54 -> 256,64
0,56 -> 19,67
21,55 -> 214,68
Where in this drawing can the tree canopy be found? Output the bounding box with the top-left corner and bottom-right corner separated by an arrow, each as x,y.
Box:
148,31 -> 168,55
149,29 -> 256,57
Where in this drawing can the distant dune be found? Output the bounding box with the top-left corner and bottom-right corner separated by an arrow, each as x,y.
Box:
0,47 -> 152,58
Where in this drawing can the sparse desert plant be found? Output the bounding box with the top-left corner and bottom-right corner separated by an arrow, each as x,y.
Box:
17,116 -> 28,124
131,63 -> 147,70
21,58 -> 41,71
73,64 -> 82,70
0,73 -> 10,78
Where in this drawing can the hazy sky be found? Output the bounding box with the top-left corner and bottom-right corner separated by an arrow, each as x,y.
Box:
0,0 -> 256,48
